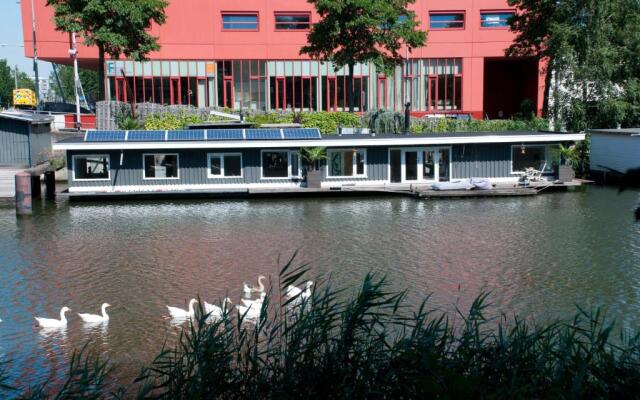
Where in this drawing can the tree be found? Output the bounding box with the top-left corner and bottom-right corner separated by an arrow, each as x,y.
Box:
46,0 -> 168,101
507,0 -> 640,131
0,60 -> 36,108
301,0 -> 426,112
49,65 -> 99,104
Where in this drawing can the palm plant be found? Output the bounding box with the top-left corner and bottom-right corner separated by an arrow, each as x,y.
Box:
300,147 -> 327,171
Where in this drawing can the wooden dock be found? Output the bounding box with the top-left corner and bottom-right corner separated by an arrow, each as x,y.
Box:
0,168 -> 20,199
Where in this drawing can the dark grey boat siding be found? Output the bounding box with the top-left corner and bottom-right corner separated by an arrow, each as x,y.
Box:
451,143 -> 512,179
0,118 -> 52,166
67,143 -> 556,188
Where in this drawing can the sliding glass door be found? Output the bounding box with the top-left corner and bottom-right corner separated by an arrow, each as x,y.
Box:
389,147 -> 450,183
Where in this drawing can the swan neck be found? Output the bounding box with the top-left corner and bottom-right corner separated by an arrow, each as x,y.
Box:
60,308 -> 67,322
102,304 -> 109,318
258,276 -> 265,291
188,300 -> 197,314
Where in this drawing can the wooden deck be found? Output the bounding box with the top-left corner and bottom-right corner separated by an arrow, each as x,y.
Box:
0,168 -> 20,199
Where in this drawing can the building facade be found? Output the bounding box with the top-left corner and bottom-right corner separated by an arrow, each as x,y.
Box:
21,0 -> 544,119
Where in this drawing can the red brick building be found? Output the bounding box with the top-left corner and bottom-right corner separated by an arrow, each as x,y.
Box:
21,0 -> 544,118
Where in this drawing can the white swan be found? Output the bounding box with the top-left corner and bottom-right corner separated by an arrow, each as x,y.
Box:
285,281 -> 313,300
241,292 -> 266,307
167,299 -> 198,319
236,302 -> 262,320
243,275 -> 266,295
204,298 -> 232,323
35,307 -> 71,328
78,303 -> 111,323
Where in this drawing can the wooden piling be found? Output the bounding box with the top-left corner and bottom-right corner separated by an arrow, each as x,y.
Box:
44,170 -> 56,200
15,172 -> 32,215
31,174 -> 41,199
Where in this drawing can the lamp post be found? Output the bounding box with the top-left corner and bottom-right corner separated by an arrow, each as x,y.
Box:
404,45 -> 411,135
69,32 -> 82,130
30,0 -> 40,111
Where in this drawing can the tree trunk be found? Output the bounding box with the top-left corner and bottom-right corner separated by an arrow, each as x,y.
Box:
543,56 -> 553,120
98,46 -> 105,101
347,63 -> 354,113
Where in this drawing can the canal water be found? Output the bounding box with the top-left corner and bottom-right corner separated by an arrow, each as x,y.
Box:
0,186 -> 639,389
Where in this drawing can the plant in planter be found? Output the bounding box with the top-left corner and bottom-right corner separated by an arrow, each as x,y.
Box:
300,147 -> 327,188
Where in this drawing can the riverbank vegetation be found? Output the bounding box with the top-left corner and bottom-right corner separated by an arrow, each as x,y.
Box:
2,256 -> 640,399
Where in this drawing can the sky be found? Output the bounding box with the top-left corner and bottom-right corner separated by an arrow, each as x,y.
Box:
0,0 -> 52,78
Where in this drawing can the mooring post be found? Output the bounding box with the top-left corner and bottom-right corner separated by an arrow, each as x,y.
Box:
44,169 -> 56,200
31,174 -> 41,199
15,172 -> 32,215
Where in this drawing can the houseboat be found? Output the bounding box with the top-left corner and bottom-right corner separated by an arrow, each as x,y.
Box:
52,128 -> 585,198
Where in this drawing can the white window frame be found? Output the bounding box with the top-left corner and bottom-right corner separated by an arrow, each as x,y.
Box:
260,149 -> 301,180
326,148 -> 368,178
207,152 -> 243,179
142,153 -> 180,180
72,154 -> 111,182
388,146 -> 451,183
510,144 -> 552,174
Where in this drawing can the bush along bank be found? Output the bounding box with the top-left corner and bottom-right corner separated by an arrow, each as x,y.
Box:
3,256 -> 640,399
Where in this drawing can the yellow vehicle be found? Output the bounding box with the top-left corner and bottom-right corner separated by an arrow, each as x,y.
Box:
13,89 -> 37,107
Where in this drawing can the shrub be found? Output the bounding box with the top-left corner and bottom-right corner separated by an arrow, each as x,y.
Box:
301,112 -> 360,135
363,110 -> 406,134
245,112 -> 294,126
412,117 -> 550,133
144,112 -> 206,130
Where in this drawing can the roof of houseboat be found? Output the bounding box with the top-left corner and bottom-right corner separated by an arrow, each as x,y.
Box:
53,128 -> 586,150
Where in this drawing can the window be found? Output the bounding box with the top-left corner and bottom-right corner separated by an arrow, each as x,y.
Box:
262,150 -> 300,178
429,12 -> 465,29
143,154 -> 179,179
481,12 -> 514,28
275,13 -> 310,30
511,145 -> 550,173
208,153 -> 243,178
222,13 -> 258,30
327,149 -> 366,177
425,58 -> 462,111
73,155 -> 110,180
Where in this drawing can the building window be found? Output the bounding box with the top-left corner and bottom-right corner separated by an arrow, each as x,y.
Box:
222,13 -> 259,31
480,12 -> 514,28
143,154 -> 179,179
275,13 -> 310,30
73,155 -> 110,181
208,153 -> 243,178
425,58 -> 462,111
262,150 -> 300,178
511,145 -> 551,173
327,149 -> 366,177
429,12 -> 465,29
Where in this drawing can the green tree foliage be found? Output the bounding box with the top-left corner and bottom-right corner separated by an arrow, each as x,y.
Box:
301,0 -> 426,112
46,0 -> 168,100
0,60 -> 36,108
49,65 -> 99,104
507,0 -> 640,131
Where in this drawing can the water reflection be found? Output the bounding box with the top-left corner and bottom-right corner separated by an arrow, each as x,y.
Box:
0,186 -> 638,388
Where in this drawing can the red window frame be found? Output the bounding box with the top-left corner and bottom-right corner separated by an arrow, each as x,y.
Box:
428,11 -> 465,30
274,12 -> 311,31
426,58 -> 462,112
221,12 -> 260,32
479,10 -> 515,29
377,76 -> 388,110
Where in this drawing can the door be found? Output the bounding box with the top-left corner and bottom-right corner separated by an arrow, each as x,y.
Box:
115,78 -> 126,102
438,148 -> 450,182
223,78 -> 233,109
275,77 -> 285,110
404,150 -> 419,181
390,149 -> 402,183
377,77 -> 387,110
326,77 -> 337,112
143,78 -> 153,103
170,78 -> 180,105
422,150 -> 436,180
197,79 -> 207,108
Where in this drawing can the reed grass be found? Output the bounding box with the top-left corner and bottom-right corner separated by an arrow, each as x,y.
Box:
3,254 -> 640,399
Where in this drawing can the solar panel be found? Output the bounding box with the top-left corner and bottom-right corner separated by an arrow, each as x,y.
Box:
167,130 -> 205,141
282,128 -> 322,139
85,130 -> 126,142
245,129 -> 281,140
206,129 -> 244,141
127,130 -> 165,141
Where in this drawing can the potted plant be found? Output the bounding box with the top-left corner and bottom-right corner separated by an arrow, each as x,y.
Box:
558,144 -> 576,182
300,147 -> 327,189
